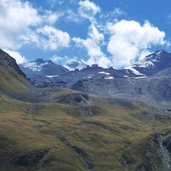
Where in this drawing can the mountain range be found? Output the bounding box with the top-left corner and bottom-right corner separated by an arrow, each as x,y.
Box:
19,50 -> 171,104
20,50 -> 171,80
0,48 -> 171,171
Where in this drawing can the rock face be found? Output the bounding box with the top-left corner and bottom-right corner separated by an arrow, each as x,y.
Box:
10,150 -> 49,167
57,93 -> 91,106
72,67 -> 171,102
138,129 -> 171,171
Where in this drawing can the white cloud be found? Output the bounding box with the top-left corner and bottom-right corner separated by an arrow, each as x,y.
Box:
0,0 -> 40,49
42,11 -> 63,25
88,24 -> 104,42
65,1 -> 101,24
100,8 -> 126,21
3,49 -> 27,64
36,25 -> 70,50
65,10 -> 83,24
0,0 -> 68,50
48,0 -> 64,6
139,50 -> 152,60
107,20 -> 168,68
73,37 -> 103,57
73,24 -> 110,68
79,0 -> 101,22
111,8 -> 126,16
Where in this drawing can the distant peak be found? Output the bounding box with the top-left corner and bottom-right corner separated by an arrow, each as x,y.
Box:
144,50 -> 169,60
35,58 -> 44,63
154,50 -> 167,55
91,64 -> 99,68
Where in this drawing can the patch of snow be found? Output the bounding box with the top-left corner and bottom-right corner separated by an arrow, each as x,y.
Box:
46,75 -> 59,78
127,67 -> 144,76
98,71 -> 110,75
133,76 -> 147,79
136,51 -> 162,68
86,74 -> 94,79
105,76 -> 114,80
156,51 -> 162,56
23,62 -> 48,72
137,60 -> 154,68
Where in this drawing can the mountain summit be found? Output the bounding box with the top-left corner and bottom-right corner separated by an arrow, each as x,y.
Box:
20,58 -> 69,81
132,50 -> 171,76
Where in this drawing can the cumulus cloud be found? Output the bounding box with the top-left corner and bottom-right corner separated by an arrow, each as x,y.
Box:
36,25 -> 70,50
42,11 -> 63,25
65,10 -> 82,23
107,20 -> 167,68
0,0 -> 69,50
88,24 -> 104,42
100,8 -> 126,21
4,49 -> 27,64
79,0 -> 101,22
1,0 -> 169,69
73,24 -> 111,68
0,0 -> 40,49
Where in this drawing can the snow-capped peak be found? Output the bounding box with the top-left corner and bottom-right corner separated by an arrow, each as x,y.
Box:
51,56 -> 87,71
22,59 -> 49,72
64,58 -> 87,71
134,50 -> 167,69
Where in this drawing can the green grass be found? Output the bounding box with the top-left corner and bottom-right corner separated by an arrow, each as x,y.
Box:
0,94 -> 171,171
0,63 -> 171,170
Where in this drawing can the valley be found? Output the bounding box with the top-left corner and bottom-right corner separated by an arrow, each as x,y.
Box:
0,49 -> 171,171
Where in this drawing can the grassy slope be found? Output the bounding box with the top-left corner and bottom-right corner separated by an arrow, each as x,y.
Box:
0,94 -> 171,171
0,57 -> 171,170
0,65 -> 36,100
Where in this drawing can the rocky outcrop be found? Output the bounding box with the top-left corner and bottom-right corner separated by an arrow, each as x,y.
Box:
55,135 -> 94,171
10,150 -> 49,167
57,93 -> 91,106
138,129 -> 171,171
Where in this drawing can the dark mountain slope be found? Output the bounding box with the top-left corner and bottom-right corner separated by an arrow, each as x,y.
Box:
0,49 -> 37,100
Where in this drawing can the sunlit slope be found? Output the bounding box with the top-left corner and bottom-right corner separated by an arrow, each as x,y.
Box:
0,49 -> 37,100
0,95 -> 171,171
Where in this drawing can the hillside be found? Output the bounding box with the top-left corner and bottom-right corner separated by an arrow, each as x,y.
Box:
0,49 -> 37,101
0,50 -> 171,171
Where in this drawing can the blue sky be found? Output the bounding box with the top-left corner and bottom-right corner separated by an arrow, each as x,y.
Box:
1,0 -> 171,68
